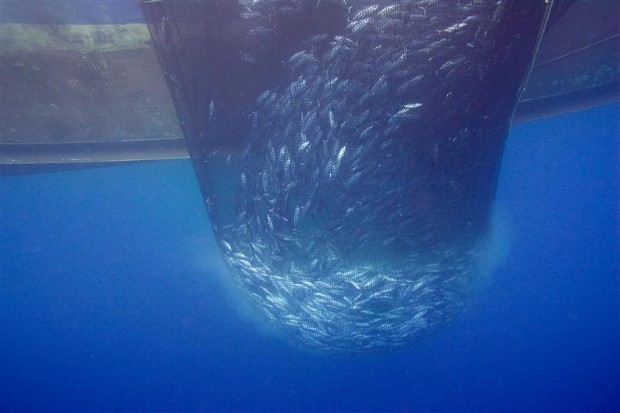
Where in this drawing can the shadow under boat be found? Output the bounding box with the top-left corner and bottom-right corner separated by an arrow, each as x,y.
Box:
0,0 -> 617,174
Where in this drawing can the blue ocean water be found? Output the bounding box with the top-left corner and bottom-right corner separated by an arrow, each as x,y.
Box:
1,103 -> 618,412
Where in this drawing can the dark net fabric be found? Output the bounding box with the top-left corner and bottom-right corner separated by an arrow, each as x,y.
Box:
140,0 -> 550,352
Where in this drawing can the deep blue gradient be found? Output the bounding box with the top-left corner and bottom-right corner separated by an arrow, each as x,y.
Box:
1,104 -> 618,412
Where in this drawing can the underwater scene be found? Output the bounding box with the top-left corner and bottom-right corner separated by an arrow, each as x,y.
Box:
1,0 -> 619,412
1,103 -> 618,412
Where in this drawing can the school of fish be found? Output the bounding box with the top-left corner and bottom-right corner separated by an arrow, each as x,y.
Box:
210,0 -> 502,351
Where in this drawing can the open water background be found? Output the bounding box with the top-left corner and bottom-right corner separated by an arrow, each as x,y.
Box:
1,104 -> 618,412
